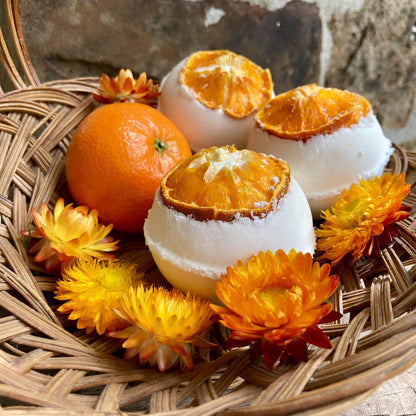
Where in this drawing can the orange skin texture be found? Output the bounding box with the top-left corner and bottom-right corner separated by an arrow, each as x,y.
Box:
65,102 -> 192,233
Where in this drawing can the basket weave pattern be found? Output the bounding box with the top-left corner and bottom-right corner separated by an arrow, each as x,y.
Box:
2,2 -> 416,414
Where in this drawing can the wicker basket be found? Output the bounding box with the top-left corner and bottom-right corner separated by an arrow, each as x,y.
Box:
2,2 -> 416,414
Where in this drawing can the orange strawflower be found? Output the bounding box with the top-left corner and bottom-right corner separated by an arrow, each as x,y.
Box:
55,259 -> 143,335
22,198 -> 118,272
316,173 -> 411,265
110,286 -> 214,372
93,69 -> 160,105
211,249 -> 339,369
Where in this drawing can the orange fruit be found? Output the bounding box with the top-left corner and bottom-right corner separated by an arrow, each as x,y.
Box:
65,102 -> 192,233
180,50 -> 273,119
160,146 -> 290,222
255,83 -> 372,141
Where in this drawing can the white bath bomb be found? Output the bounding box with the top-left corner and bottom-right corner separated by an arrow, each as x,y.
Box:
247,84 -> 393,218
144,146 -> 315,302
158,50 -> 273,151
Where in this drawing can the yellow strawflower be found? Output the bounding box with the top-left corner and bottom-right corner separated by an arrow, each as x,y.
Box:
22,198 -> 118,272
111,286 -> 214,372
316,173 -> 410,264
55,259 -> 143,335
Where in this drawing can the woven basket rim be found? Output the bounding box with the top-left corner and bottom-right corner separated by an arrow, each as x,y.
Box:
2,2 -> 416,415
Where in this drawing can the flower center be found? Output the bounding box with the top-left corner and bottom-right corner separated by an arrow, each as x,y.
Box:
338,197 -> 373,228
55,209 -> 89,241
257,284 -> 304,323
259,285 -> 302,303
97,267 -> 131,291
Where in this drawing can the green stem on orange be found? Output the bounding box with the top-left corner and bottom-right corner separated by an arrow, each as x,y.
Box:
154,137 -> 167,153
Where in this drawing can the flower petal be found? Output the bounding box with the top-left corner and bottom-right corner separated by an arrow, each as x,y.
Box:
300,325 -> 332,349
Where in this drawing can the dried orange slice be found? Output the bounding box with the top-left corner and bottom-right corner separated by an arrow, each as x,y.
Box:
255,84 -> 372,141
179,50 -> 273,119
160,146 -> 290,221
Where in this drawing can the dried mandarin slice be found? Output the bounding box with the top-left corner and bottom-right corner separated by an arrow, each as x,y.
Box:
255,83 -> 372,141
180,50 -> 273,119
160,146 -> 290,222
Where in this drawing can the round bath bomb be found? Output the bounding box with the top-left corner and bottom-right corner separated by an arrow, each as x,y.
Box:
158,50 -> 273,151
143,146 -> 315,302
247,84 -> 393,218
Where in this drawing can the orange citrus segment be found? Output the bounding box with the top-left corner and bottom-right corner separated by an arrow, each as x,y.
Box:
180,50 -> 273,119
255,83 -> 372,141
161,146 -> 290,221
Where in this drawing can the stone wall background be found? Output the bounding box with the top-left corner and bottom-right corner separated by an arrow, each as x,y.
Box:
1,0 -> 416,148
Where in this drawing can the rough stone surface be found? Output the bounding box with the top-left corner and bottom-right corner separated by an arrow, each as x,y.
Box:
1,0 -> 416,147
326,0 -> 416,146
16,0 -> 321,94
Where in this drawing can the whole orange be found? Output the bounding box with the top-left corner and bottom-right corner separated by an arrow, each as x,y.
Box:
65,102 -> 192,233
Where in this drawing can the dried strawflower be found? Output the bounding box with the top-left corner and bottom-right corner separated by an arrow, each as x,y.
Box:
55,259 -> 143,335
22,198 -> 118,273
316,173 -> 411,265
93,69 -> 160,105
211,249 -> 339,370
111,286 -> 214,372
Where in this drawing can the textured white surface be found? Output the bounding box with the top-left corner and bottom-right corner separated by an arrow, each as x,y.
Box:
247,111 -> 393,218
338,364 -> 416,415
